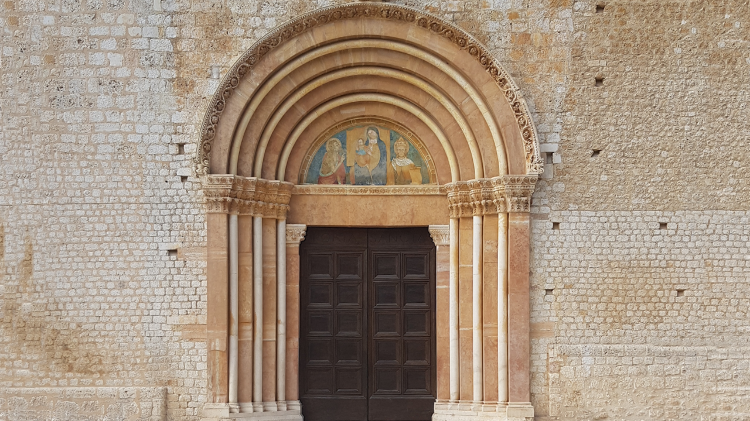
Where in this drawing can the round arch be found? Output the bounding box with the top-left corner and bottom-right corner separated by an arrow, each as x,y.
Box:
199,4 -> 540,421
195,3 -> 543,180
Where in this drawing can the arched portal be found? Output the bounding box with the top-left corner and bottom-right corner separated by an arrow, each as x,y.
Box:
199,3 -> 540,420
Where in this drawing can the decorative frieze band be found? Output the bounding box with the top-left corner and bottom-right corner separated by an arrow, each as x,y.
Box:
203,175 -> 294,218
445,175 -> 537,217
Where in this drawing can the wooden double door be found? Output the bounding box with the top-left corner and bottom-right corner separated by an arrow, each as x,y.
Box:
300,228 -> 436,421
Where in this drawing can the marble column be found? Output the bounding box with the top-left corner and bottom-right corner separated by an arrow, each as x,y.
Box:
276,219 -> 287,408
285,224 -> 306,411
472,215 -> 483,403
448,217 -> 460,402
429,225 -> 450,401
497,213 -> 509,405
229,214 -> 239,412
206,212 -> 229,405
252,215 -> 264,410
238,214 -> 254,410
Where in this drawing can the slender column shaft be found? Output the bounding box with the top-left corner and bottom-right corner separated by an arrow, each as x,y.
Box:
429,225 -> 451,401
497,213 -> 509,403
285,224 -> 306,406
237,215 -> 254,407
449,218 -> 459,401
472,215 -> 483,402
228,214 -> 239,406
252,216 -> 264,405
276,219 -> 287,404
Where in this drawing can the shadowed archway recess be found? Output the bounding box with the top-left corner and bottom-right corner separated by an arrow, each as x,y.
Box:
198,3 -> 540,421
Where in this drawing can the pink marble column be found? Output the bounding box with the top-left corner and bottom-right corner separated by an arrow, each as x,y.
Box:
285,224 -> 306,405
237,214 -> 254,406
262,218 -> 277,406
429,225 -> 450,401
206,212 -> 229,404
507,212 -> 530,403
482,214 -> 499,404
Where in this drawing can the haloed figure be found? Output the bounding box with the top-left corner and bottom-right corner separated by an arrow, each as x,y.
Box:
318,138 -> 346,184
391,137 -> 420,185
352,126 -> 387,185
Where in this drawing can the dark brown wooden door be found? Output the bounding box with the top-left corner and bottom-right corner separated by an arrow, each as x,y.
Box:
300,228 -> 436,421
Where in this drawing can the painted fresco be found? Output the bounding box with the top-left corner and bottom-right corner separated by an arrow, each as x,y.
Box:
304,124 -> 432,185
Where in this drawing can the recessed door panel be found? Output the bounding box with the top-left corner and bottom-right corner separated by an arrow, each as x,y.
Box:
301,228 -> 435,421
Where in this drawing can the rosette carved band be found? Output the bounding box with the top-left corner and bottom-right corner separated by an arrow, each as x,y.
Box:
203,175 -> 294,218
445,175 -> 537,217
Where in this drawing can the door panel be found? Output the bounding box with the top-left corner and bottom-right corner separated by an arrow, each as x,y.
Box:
301,228 -> 435,421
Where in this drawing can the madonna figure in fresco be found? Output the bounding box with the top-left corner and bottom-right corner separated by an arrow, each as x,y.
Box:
317,138 -> 346,184
391,137 -> 420,185
351,126 -> 387,185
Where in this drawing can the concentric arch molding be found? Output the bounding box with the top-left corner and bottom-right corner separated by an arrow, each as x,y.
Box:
194,2 -> 544,178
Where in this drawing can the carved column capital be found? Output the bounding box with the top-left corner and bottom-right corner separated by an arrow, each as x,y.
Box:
503,175 -> 537,213
203,175 -> 235,214
428,225 -> 450,246
286,224 -> 307,245
445,175 -> 537,217
202,175 -> 294,218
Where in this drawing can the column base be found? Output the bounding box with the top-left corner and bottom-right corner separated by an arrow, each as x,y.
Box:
201,401 -> 303,421
432,401 -> 534,421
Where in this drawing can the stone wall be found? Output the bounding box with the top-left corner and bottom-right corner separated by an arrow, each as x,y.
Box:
1,0 -> 748,420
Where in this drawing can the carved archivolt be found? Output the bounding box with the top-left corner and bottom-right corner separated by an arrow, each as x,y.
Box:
445,175 -> 537,218
203,175 -> 293,217
195,3 -> 543,178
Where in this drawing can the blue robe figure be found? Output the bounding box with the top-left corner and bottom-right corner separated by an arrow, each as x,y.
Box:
352,126 -> 387,185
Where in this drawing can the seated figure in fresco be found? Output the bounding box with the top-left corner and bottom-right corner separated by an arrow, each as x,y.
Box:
317,138 -> 346,184
352,138 -> 373,184
351,126 -> 387,185
391,137 -> 421,185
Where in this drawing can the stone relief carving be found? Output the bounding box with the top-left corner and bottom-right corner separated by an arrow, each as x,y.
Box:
285,224 -> 307,245
195,3 -> 542,178
428,225 -> 450,246
203,175 -> 294,217
445,175 -> 537,217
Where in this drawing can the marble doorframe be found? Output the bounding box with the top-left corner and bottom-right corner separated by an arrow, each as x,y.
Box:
200,178 -> 536,421
194,3 -> 542,420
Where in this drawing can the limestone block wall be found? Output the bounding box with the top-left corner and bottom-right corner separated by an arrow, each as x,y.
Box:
0,0 -> 748,420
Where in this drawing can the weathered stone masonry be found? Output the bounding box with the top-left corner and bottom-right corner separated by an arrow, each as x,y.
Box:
1,0 -> 749,420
